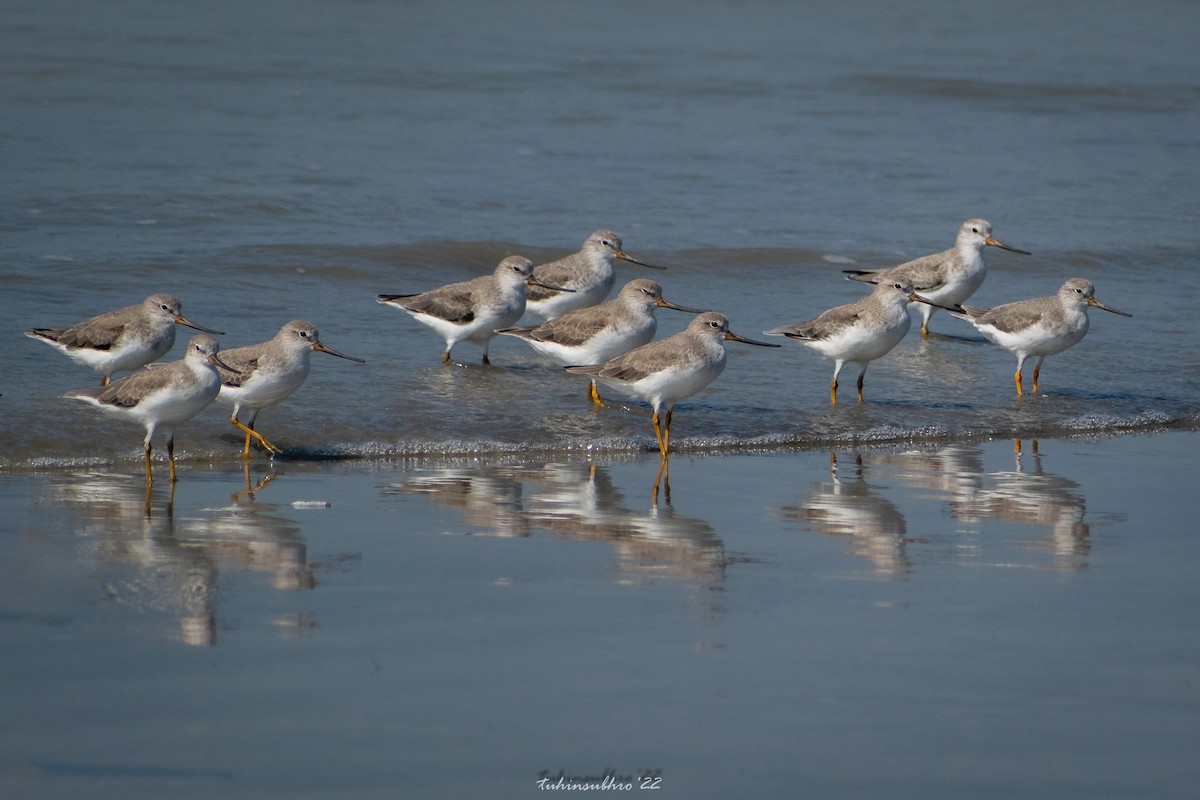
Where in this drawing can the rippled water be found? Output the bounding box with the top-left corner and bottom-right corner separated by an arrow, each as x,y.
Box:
5,0 -> 1200,470
5,2 -> 1200,797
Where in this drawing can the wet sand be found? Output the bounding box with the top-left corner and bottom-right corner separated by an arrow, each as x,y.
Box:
2,430 -> 1198,798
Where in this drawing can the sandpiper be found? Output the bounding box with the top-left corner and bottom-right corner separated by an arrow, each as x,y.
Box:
565,312 -> 779,456
764,279 -> 948,404
842,219 -> 1030,337
525,230 -> 665,320
376,256 -> 572,365
64,334 -> 236,485
948,277 -> 1131,396
497,278 -> 706,405
214,320 -> 365,458
26,294 -> 224,385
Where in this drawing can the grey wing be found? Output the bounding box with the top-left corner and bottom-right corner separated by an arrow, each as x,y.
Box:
215,348 -> 260,387
776,303 -> 862,341
527,263 -> 576,302
591,338 -> 683,382
885,251 -> 954,293
90,366 -> 173,408
530,311 -> 607,348
979,301 -> 1046,333
403,284 -> 478,323
46,318 -> 126,350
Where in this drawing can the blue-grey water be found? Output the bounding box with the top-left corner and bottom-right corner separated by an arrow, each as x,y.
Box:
3,1 -> 1200,797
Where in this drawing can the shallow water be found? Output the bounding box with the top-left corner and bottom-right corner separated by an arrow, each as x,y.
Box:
4,0 -> 1200,466
3,0 -> 1200,796
4,433 -> 1200,798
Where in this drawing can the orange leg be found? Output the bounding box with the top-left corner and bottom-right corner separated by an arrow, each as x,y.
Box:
232,411 -> 281,458
830,378 -> 839,405
143,441 -> 154,486
1031,357 -> 1044,394
652,454 -> 671,505
167,437 -> 177,483
588,381 -> 605,408
857,372 -> 866,403
652,409 -> 672,456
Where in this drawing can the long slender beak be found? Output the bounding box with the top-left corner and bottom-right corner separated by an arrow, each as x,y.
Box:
176,314 -> 225,335
657,297 -> 708,313
314,341 -> 367,362
984,236 -> 1032,255
909,292 -> 964,313
616,250 -> 667,270
528,277 -> 576,292
725,331 -> 781,347
209,353 -> 241,374
1088,297 -> 1132,317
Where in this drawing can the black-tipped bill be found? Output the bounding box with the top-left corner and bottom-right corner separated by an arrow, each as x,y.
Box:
314,341 -> 367,362
1088,298 -> 1132,317
657,297 -> 708,313
909,292 -> 964,314
528,277 -> 576,293
725,331 -> 781,347
616,251 -> 667,270
984,236 -> 1032,255
177,315 -> 225,335
210,353 -> 241,375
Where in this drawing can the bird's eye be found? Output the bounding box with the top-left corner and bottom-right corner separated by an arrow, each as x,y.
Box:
161,304 -> 171,311
299,330 -> 309,338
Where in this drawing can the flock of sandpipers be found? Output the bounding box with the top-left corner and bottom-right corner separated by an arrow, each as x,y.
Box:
25,220 -> 1130,485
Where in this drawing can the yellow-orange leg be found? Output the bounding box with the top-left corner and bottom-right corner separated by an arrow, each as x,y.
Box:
167,437 -> 178,483
232,412 -> 282,458
143,442 -> 154,486
1031,357 -> 1044,394
588,380 -> 605,408
441,351 -> 452,364
101,375 -> 110,387
651,409 -> 672,456
830,379 -> 838,405
920,321 -> 930,339
652,454 -> 671,505
856,372 -> 866,403
1014,369 -> 1024,396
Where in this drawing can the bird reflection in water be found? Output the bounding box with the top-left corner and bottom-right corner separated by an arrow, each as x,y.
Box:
49,469 -> 317,645
387,460 -> 727,589
778,452 -> 911,577
948,440 -> 1091,567
881,441 -> 1094,570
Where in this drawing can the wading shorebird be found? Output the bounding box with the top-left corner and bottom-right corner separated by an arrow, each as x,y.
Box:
26,294 -> 224,385
376,256 -> 572,365
64,334 -> 236,485
842,219 -> 1030,337
948,277 -> 1131,396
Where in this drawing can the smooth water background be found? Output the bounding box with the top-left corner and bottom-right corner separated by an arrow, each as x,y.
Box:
3,0 -> 1200,797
